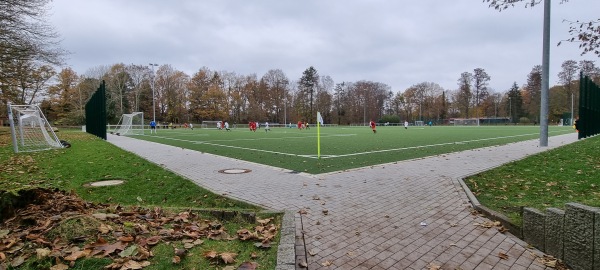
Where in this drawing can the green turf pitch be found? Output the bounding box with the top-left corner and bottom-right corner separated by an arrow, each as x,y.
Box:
134,125 -> 574,174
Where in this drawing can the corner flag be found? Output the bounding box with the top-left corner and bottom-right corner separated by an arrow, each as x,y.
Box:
317,112 -> 323,158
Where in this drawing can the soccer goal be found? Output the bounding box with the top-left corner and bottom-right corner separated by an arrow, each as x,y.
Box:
414,121 -> 425,126
201,120 -> 222,129
453,118 -> 479,126
7,103 -> 63,153
112,112 -> 144,135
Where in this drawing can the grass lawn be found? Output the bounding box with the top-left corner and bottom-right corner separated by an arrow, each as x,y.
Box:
0,128 -> 279,270
465,134 -> 600,226
133,125 -> 574,174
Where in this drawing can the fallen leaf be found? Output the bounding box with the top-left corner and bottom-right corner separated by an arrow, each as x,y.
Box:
237,261 -> 258,270
298,261 -> 308,268
308,250 -> 317,256
119,245 -> 138,258
0,229 -> 9,238
321,260 -> 333,266
298,209 -> 308,215
64,249 -> 89,261
256,217 -> 273,225
122,260 -> 144,269
50,263 -> 69,270
35,248 -> 51,259
145,236 -> 161,246
498,252 -> 509,260
428,262 -> 441,270
172,256 -> 181,264
220,252 -> 237,264
98,223 -> 112,234
250,252 -> 258,258
174,248 -> 187,257
203,250 -> 218,259
10,256 -> 25,267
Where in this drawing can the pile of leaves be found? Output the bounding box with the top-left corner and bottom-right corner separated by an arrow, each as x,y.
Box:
0,188 -> 277,269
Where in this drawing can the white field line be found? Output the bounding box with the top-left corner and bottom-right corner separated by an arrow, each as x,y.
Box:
142,130 -> 569,160
317,130 -> 568,159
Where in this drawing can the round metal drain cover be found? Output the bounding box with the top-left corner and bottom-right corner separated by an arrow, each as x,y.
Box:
218,168 -> 252,174
85,180 -> 125,187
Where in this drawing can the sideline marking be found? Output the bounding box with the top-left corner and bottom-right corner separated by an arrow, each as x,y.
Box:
141,130 -> 571,160
318,130 -> 570,159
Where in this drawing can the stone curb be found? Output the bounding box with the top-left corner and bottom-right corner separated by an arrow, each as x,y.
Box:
276,210 -> 296,270
456,177 -> 523,238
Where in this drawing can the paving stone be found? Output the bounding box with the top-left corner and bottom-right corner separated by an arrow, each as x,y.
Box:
107,133 -> 575,269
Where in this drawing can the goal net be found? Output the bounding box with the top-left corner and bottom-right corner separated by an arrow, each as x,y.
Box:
414,121 -> 424,126
112,112 -> 144,135
201,120 -> 222,129
7,103 -> 63,153
453,118 -> 479,126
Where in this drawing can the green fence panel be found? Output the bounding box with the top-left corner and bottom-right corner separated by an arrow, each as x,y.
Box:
578,74 -> 600,139
85,81 -> 107,140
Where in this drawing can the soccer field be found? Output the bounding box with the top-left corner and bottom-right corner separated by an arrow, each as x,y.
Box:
133,125 -> 574,174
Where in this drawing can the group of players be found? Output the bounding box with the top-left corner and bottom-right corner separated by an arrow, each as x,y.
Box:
216,121 -> 231,131
248,121 -> 271,132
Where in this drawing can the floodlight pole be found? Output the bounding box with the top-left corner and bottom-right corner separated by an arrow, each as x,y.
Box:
149,63 -> 158,123
539,0 -> 550,147
570,92 -> 574,126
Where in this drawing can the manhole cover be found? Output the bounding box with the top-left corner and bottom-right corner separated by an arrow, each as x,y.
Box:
85,180 -> 125,187
218,168 -> 252,174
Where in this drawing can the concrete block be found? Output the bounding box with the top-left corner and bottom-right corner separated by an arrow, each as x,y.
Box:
544,208 -> 564,260
564,203 -> 598,270
523,207 -> 546,252
595,210 -> 600,270
276,243 -> 295,266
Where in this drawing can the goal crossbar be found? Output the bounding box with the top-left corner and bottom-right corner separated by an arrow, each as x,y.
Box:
7,103 -> 63,153
112,112 -> 144,135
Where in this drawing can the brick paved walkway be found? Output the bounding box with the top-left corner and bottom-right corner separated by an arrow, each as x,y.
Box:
108,133 -> 578,269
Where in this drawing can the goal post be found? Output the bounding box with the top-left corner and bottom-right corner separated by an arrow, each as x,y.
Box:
414,121 -> 424,126
201,120 -> 222,129
7,103 -> 63,153
112,112 -> 144,135
452,118 -> 479,126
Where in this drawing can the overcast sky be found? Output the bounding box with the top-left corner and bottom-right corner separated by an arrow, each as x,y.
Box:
49,0 -> 600,93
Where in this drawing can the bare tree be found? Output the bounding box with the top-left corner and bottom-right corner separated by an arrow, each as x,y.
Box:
457,72 -> 473,118
557,60 -> 578,121
484,0 -> 599,57
523,65 -> 542,122
473,68 -> 491,116
126,64 -> 151,112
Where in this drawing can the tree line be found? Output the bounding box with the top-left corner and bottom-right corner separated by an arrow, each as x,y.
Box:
1,60 -> 599,127
2,0 -> 600,126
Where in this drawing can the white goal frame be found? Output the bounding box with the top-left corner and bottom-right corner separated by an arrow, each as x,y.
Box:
112,112 -> 144,135
201,120 -> 223,129
7,103 -> 63,153
453,118 -> 480,126
414,121 -> 425,126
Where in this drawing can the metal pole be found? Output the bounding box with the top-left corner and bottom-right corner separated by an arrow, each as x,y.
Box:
7,103 -> 18,153
149,63 -> 158,123
539,0 -> 550,147
509,97 -> 512,123
570,92 -> 574,125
